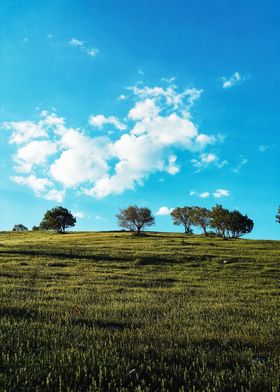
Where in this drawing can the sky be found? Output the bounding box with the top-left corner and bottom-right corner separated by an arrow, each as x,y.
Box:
0,0 -> 279,239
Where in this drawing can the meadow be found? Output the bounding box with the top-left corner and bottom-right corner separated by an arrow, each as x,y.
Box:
0,231 -> 279,391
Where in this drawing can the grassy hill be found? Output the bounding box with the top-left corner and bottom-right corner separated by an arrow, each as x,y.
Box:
0,231 -> 279,391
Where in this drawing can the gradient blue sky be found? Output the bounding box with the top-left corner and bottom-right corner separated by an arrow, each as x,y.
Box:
0,0 -> 279,238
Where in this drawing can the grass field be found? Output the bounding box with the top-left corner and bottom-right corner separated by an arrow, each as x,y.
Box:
0,231 -> 279,391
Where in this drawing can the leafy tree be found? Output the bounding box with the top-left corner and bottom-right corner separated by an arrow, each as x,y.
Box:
171,206 -> 193,234
39,206 -> 76,233
210,204 -> 230,239
116,205 -> 155,234
276,206 -> 280,224
189,206 -> 211,235
12,224 -> 28,232
210,205 -> 254,239
227,210 -> 254,238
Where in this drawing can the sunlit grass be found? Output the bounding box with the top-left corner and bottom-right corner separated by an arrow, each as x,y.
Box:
0,231 -> 279,391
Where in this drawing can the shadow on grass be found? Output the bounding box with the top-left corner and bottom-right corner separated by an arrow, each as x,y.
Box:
0,249 -> 186,265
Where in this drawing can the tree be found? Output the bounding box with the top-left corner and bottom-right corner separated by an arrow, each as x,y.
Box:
12,224 -> 28,232
189,206 -> 211,235
39,206 -> 76,233
210,204 -> 230,239
171,206 -> 193,234
210,205 -> 254,239
116,205 -> 155,234
227,210 -> 254,238
276,206 -> 280,224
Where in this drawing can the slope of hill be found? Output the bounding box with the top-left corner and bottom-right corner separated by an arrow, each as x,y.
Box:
0,231 -> 279,391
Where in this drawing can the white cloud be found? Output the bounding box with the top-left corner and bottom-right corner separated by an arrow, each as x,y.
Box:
11,175 -> 52,194
166,155 -> 180,175
69,38 -> 99,58
86,48 -> 99,57
15,140 -> 57,172
129,84 -> 203,113
10,175 -> 64,202
156,206 -> 174,215
190,189 -> 229,198
4,82 -> 218,200
232,156 -> 248,173
199,192 -> 210,198
189,190 -> 210,198
118,94 -> 127,101
128,99 -> 159,120
213,189 -> 230,198
69,38 -> 84,47
191,153 -> 218,169
259,144 -> 276,153
191,153 -> 228,171
50,130 -> 110,187
73,211 -> 85,218
185,88 -> 203,108
89,114 -> 126,130
3,121 -> 48,144
222,71 -> 248,89
44,189 -> 65,202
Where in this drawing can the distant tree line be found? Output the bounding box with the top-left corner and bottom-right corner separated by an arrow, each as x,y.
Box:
118,204 -> 254,239
170,204 -> 254,239
11,205 -> 280,238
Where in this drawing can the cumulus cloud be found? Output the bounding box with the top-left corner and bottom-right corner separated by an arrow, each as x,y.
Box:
128,98 -> 159,120
213,189 -> 230,198
14,140 -> 57,172
3,121 -> 48,144
10,175 -> 64,202
222,71 -> 248,89
50,130 -> 110,188
89,114 -> 126,130
3,81 -> 220,201
156,206 -> 174,215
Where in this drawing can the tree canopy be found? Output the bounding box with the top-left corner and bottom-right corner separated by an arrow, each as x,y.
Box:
39,206 -> 76,233
12,224 -> 28,232
170,206 -> 193,234
209,204 -> 254,239
189,206 -> 211,235
276,207 -> 280,224
116,205 -> 155,234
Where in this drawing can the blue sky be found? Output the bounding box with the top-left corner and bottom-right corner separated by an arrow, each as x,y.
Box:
0,0 -> 279,239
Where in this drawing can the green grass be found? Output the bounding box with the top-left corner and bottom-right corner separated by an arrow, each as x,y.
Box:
0,231 -> 279,391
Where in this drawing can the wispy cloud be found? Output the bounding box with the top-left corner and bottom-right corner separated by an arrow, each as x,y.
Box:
259,144 -> 276,153
191,153 -> 228,172
222,71 -> 249,89
69,37 -> 99,58
69,38 -> 84,47
232,156 -> 248,173
190,189 -> 230,199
